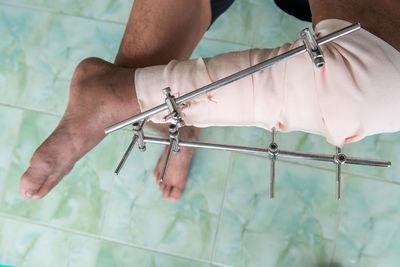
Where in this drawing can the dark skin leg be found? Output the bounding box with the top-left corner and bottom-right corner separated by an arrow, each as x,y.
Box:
114,0 -> 211,201
19,0 -> 211,200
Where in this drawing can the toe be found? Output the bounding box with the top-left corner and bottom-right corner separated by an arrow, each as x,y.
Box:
169,186 -> 184,202
19,167 -> 49,199
162,184 -> 172,199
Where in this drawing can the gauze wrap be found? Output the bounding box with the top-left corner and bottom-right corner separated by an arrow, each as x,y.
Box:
134,19 -> 400,147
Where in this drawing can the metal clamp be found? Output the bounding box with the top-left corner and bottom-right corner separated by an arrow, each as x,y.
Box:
114,120 -> 146,175
159,124 -> 181,183
301,28 -> 325,68
267,128 -> 278,199
162,87 -> 185,128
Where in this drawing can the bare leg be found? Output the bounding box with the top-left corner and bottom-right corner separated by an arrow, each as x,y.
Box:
114,0 -> 211,201
19,0 -> 211,200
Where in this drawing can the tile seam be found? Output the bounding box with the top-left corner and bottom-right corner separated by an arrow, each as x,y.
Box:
0,1 -> 127,25
0,212 -> 213,266
209,128 -> 238,264
0,102 -> 62,117
202,37 -> 251,47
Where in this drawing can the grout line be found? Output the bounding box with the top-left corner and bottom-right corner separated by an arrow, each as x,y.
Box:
0,111 -> 25,208
202,37 -> 251,47
0,212 -> 214,266
210,262 -> 234,267
0,102 -> 62,118
249,0 -> 263,47
209,128 -> 238,264
0,1 -> 127,25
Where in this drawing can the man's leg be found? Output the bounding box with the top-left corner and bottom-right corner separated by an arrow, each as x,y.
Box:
114,0 -> 211,201
19,0 -> 211,200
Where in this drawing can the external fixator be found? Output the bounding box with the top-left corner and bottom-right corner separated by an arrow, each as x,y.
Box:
106,22 -> 391,200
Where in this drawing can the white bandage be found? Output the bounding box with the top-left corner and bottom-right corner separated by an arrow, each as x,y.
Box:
134,19 -> 400,147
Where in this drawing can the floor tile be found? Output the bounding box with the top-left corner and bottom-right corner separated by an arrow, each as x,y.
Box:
1,0 -> 132,24
101,127 -> 237,260
205,0 -> 260,46
213,157 -> 339,267
0,215 -> 99,267
191,38 -> 250,60
0,110 -> 124,234
0,106 -> 24,191
22,13 -> 124,114
253,0 -> 312,49
333,176 -> 400,267
0,5 -> 50,107
96,240 -> 211,267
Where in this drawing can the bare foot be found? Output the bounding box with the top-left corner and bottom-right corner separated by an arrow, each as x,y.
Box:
20,58 -> 139,199
153,127 -> 200,202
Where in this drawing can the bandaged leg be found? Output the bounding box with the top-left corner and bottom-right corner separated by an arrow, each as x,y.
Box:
135,19 -> 400,147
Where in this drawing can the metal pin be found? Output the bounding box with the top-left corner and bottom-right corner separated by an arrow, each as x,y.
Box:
160,125 -> 180,183
114,120 -> 146,175
268,128 -> 278,198
334,147 -> 346,200
133,122 -> 146,151
115,135 -> 139,175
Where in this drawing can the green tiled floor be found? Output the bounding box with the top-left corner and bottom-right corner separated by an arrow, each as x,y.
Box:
0,0 -> 399,266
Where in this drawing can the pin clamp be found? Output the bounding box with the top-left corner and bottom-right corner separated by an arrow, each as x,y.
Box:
163,87 -> 185,128
108,23 -> 391,200
301,28 -> 325,68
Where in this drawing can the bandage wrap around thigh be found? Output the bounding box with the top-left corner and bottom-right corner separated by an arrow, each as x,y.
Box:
135,19 -> 400,147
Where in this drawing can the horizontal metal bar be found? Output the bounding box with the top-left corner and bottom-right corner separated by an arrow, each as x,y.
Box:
344,156 -> 391,167
144,137 -> 268,156
143,136 -> 390,168
105,23 -> 361,134
277,149 -> 333,162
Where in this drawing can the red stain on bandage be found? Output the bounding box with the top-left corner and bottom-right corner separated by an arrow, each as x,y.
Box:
207,93 -> 217,104
345,129 -> 363,143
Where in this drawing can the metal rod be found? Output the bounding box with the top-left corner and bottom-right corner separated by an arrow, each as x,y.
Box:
105,23 -> 361,134
143,137 -> 390,168
270,158 -> 275,199
270,127 -> 277,199
336,147 -> 342,200
114,135 -> 138,175
336,163 -> 341,200
160,141 -> 173,183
